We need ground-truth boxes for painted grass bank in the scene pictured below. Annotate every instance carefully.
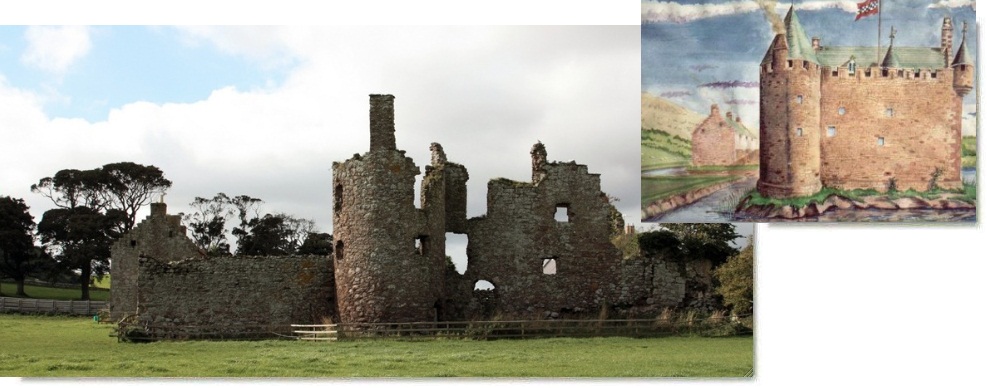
[0,315,753,377]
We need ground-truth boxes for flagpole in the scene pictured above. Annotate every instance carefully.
[877,0,882,65]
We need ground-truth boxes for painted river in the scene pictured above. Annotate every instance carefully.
[642,167,977,223]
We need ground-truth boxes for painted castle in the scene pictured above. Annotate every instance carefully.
[757,8,973,198]
[691,104,758,167]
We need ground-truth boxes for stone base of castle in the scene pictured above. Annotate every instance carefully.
[756,179,822,198]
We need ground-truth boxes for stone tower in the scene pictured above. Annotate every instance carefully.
[757,7,822,198]
[952,22,974,97]
[941,18,954,67]
[332,94,467,324]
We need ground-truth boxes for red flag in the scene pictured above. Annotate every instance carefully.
[856,0,879,21]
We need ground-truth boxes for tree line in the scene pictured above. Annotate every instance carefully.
[0,162,330,300]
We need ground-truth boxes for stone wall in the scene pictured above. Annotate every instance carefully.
[463,143,624,318]
[110,203,199,321]
[134,254,335,338]
[818,69,962,191]
[691,105,738,167]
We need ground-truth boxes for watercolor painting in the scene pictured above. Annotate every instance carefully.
[641,0,977,222]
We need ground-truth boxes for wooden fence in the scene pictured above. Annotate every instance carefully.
[0,296,106,316]
[290,318,750,341]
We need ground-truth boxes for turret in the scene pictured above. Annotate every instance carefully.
[756,7,822,198]
[881,27,900,69]
[952,22,974,97]
[942,18,954,67]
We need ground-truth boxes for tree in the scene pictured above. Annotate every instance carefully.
[102,162,172,232]
[235,213,319,256]
[714,238,754,315]
[37,207,125,300]
[637,229,682,260]
[298,232,333,256]
[30,163,172,298]
[662,223,740,266]
[183,193,234,256]
[0,196,52,297]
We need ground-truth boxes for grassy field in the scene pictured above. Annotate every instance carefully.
[962,136,976,168]
[0,315,753,377]
[642,129,692,170]
[642,175,740,205]
[0,283,109,301]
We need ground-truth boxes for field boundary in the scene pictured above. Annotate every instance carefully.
[0,296,107,316]
[119,316,752,342]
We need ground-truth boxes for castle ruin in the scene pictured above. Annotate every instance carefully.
[111,95,719,338]
[757,8,973,198]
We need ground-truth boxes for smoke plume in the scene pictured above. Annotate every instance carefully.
[756,0,786,35]
[660,91,693,98]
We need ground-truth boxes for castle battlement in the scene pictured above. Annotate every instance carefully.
[756,7,971,198]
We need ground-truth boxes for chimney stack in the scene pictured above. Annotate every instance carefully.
[812,37,820,50]
[369,94,396,151]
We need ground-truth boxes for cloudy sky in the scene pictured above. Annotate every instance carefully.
[642,0,978,135]
[0,25,648,268]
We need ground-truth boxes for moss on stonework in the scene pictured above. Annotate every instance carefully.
[738,183,976,209]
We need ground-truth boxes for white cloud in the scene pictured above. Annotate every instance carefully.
[642,0,861,23]
[20,26,92,75]
[0,26,641,240]
[928,0,976,10]
[642,1,762,23]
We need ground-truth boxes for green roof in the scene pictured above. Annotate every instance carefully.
[725,117,756,139]
[881,40,901,68]
[816,46,944,69]
[783,7,819,64]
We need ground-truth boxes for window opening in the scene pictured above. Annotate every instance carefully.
[838,107,846,116]
[415,235,429,256]
[130,240,137,248]
[885,108,894,117]
[474,280,495,291]
[334,184,343,213]
[335,241,344,261]
[554,204,570,222]
[827,126,836,137]
[446,232,468,274]
[878,137,885,146]
[796,95,803,104]
[542,258,558,275]
[796,128,803,137]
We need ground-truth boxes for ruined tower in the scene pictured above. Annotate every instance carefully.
[109,202,199,321]
[757,7,822,198]
[332,94,467,324]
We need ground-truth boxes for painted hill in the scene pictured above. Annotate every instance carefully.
[641,92,706,139]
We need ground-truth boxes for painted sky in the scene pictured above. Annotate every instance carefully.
[0,26,652,271]
[642,0,978,135]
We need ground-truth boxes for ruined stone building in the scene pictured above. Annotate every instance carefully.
[110,94,718,337]
[691,104,758,167]
[757,8,973,198]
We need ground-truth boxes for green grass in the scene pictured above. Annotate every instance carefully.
[962,136,976,168]
[0,283,109,301]
[742,183,977,208]
[0,315,753,377]
[686,165,759,173]
[92,274,111,289]
[642,129,691,170]
[642,175,740,205]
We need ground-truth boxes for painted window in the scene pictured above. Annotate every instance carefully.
[885,108,894,117]
[827,126,836,137]
[838,107,846,116]
[796,95,803,104]
[878,137,885,146]
[796,128,803,137]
